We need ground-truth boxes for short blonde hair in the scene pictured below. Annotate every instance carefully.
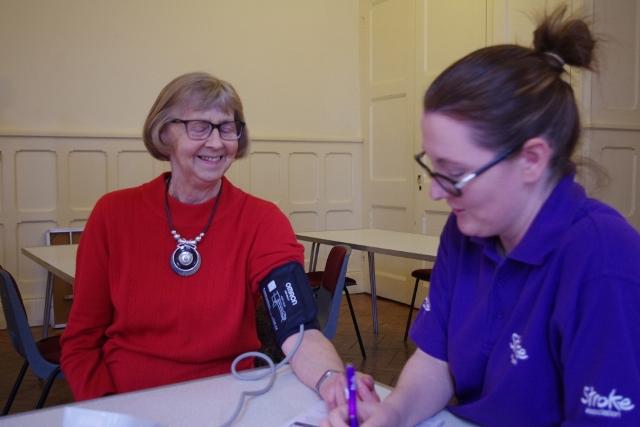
[143,72,249,160]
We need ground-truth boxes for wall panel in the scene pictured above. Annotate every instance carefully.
[117,151,156,190]
[69,150,107,210]
[585,128,639,227]
[371,0,411,84]
[289,153,319,204]
[371,205,407,232]
[15,150,57,213]
[590,0,640,128]
[289,211,320,234]
[370,96,410,181]
[601,147,636,216]
[325,153,353,203]
[326,210,357,230]
[250,152,283,205]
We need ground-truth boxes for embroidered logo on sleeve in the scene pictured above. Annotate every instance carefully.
[581,386,635,418]
[421,297,431,312]
[509,333,528,365]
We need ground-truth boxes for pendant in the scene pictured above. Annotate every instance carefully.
[170,243,201,276]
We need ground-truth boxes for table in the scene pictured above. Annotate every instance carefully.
[296,229,439,335]
[22,245,78,337]
[0,366,392,426]
[22,245,77,285]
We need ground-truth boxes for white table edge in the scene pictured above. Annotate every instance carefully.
[21,245,76,285]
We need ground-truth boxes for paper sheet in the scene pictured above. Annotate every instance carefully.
[62,407,165,427]
[280,400,327,427]
[280,403,479,427]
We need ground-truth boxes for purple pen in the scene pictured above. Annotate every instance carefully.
[346,363,359,427]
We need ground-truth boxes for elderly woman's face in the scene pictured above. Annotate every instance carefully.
[163,107,238,192]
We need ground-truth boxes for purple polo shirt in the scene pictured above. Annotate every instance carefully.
[411,174,640,426]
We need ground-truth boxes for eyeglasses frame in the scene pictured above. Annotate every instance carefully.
[170,119,245,141]
[414,145,521,197]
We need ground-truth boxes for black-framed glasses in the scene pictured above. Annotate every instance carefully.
[170,119,245,141]
[414,145,520,197]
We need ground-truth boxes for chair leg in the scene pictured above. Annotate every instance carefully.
[35,367,61,409]
[404,277,421,342]
[343,288,366,359]
[43,272,54,338]
[2,360,28,416]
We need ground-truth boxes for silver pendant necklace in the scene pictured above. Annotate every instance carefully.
[163,176,222,277]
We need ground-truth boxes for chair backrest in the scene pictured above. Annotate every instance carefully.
[0,266,58,376]
[0,266,39,360]
[316,245,351,339]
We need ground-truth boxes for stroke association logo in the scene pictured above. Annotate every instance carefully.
[421,297,431,312]
[581,386,635,418]
[509,333,528,365]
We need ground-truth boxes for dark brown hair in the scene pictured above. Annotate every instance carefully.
[143,72,249,161]
[424,6,595,181]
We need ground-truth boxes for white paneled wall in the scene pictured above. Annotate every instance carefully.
[0,135,362,327]
[0,136,167,326]
[229,139,365,288]
[580,0,640,228]
[588,0,640,128]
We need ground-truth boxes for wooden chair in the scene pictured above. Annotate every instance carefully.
[0,266,63,415]
[42,227,82,338]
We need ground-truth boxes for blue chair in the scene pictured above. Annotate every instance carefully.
[0,266,64,415]
[311,245,366,359]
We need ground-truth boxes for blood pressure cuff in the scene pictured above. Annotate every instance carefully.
[259,261,320,346]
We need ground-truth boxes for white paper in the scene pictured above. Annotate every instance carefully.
[281,400,327,427]
[62,407,165,427]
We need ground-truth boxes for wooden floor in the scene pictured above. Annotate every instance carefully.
[0,294,417,416]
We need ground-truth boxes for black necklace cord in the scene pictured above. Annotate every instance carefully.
[163,175,223,241]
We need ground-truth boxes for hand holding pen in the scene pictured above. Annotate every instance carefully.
[316,367,379,411]
[346,364,359,427]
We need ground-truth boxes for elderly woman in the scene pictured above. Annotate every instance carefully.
[324,7,640,427]
[60,72,377,409]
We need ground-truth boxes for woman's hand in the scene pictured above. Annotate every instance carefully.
[318,370,381,410]
[321,401,401,427]
[322,349,454,427]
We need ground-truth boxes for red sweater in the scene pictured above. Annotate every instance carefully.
[60,173,303,400]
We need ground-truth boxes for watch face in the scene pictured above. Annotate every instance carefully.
[171,244,201,276]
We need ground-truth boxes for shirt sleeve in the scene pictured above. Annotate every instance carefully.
[409,215,456,362]
[246,201,305,292]
[60,195,117,400]
[560,272,640,425]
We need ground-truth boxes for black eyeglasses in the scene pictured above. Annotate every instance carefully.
[170,119,245,141]
[414,145,520,197]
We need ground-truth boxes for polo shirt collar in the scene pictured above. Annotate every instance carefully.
[471,174,586,265]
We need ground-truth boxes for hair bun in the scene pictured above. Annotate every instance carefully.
[533,5,596,70]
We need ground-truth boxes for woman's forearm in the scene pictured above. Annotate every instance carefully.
[383,349,454,427]
[282,328,344,392]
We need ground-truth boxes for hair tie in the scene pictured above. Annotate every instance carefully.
[543,51,566,70]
